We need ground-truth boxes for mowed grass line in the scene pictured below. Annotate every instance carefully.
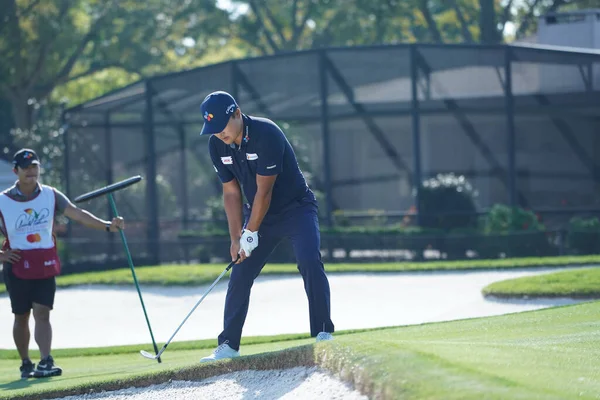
[483,266,600,298]
[0,254,598,295]
[2,301,600,400]
[327,301,600,399]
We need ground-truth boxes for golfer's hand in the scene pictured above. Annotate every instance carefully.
[231,240,242,263]
[239,229,258,261]
[0,249,20,263]
[109,217,125,232]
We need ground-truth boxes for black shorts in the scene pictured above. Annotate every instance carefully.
[3,264,56,315]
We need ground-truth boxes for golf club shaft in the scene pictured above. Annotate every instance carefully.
[108,193,161,363]
[155,258,238,356]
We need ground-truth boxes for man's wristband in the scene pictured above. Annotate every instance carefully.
[105,223,111,232]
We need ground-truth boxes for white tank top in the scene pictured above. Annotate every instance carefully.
[0,185,56,250]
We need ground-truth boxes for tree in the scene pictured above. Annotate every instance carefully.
[231,0,424,53]
[479,0,500,43]
[0,0,230,133]
[230,0,593,53]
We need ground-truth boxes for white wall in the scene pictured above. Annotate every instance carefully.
[537,9,600,90]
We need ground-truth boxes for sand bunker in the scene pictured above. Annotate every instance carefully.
[0,268,583,349]
[55,366,368,400]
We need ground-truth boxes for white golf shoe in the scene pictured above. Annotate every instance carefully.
[316,332,334,342]
[200,341,240,363]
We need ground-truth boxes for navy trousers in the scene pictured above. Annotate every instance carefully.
[217,200,335,351]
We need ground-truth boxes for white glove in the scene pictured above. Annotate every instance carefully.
[239,229,259,257]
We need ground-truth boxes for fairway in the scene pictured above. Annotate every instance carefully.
[1,300,599,399]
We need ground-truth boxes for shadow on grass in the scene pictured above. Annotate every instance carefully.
[0,375,62,392]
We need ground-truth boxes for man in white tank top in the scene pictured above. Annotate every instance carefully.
[0,149,125,379]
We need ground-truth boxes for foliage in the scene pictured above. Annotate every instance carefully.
[229,0,587,54]
[567,216,600,255]
[8,99,66,189]
[0,0,230,132]
[478,204,551,258]
[480,204,544,233]
[417,173,478,232]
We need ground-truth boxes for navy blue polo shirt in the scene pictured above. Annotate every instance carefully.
[208,114,314,216]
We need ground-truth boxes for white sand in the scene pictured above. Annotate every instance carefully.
[0,268,585,349]
[54,367,368,400]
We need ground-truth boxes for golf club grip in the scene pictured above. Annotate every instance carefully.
[227,255,241,271]
[73,175,143,203]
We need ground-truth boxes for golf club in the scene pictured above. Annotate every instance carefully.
[140,256,240,360]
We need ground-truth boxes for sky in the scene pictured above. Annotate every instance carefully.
[217,0,248,18]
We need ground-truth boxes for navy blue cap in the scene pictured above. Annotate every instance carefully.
[13,148,40,169]
[200,91,239,135]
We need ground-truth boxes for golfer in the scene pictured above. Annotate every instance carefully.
[199,91,335,362]
[1,148,125,378]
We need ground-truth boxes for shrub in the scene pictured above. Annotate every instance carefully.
[567,217,600,255]
[478,204,552,258]
[480,204,544,233]
[417,173,478,232]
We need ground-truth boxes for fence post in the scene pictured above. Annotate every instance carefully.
[505,46,517,208]
[61,108,71,267]
[410,45,423,228]
[144,80,160,265]
[319,50,334,261]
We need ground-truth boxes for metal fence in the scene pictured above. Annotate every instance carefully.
[62,43,600,266]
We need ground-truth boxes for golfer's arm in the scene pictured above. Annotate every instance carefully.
[246,175,276,232]
[64,204,110,230]
[223,180,244,241]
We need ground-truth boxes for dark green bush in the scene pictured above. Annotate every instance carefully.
[178,203,565,261]
[478,204,552,258]
[418,173,478,232]
[567,217,600,255]
[480,204,544,233]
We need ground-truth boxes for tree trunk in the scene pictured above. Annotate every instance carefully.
[7,90,33,132]
[479,0,499,43]
[419,0,443,43]
[449,0,474,42]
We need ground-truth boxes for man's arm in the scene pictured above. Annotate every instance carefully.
[247,121,286,232]
[245,174,277,232]
[223,179,244,241]
[63,203,122,232]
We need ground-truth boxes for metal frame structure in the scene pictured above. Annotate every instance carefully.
[63,42,600,265]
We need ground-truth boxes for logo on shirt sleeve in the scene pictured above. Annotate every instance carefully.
[246,153,258,160]
[221,156,233,165]
[266,164,277,169]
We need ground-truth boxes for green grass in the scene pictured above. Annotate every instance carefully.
[1,254,598,295]
[1,301,600,399]
[483,266,600,298]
